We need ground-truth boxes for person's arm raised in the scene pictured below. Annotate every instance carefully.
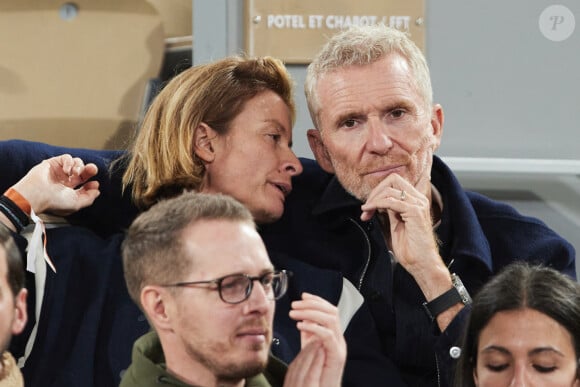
[0,154,100,232]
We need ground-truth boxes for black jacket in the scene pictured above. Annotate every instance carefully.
[1,140,396,387]
[260,157,577,386]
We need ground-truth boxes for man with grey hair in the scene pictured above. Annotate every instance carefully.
[261,24,576,385]
[121,191,346,387]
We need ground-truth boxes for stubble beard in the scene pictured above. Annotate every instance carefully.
[331,155,410,202]
[331,137,434,203]
[336,169,372,202]
[185,338,269,383]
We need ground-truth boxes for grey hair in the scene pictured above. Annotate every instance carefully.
[305,24,432,129]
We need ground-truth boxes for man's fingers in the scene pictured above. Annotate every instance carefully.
[289,293,341,328]
[284,342,324,387]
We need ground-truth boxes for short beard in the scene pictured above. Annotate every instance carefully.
[215,362,267,384]
[185,342,269,383]
[331,163,375,202]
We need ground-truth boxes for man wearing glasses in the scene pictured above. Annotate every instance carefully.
[120,192,346,387]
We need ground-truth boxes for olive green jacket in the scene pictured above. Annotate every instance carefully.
[120,331,287,387]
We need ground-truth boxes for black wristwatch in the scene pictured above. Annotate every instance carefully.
[422,273,471,321]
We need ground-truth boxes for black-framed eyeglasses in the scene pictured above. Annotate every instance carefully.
[161,270,291,304]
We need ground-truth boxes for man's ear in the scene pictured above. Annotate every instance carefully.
[430,104,444,151]
[193,122,218,163]
[307,129,335,173]
[141,286,172,332]
[12,288,27,335]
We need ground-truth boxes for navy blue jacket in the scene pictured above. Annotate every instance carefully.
[260,157,577,386]
[1,140,401,387]
[0,140,137,236]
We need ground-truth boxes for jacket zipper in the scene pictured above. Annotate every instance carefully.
[348,217,372,291]
[435,353,441,387]
[349,219,443,386]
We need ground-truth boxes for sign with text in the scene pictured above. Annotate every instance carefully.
[245,0,425,64]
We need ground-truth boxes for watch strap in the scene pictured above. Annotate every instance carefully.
[422,286,462,321]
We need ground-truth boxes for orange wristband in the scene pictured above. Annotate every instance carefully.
[4,188,32,216]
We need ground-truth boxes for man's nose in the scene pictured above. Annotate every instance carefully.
[243,280,271,314]
[365,119,393,154]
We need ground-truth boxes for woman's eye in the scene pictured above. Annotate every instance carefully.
[533,365,557,373]
[267,134,281,142]
[486,363,509,372]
